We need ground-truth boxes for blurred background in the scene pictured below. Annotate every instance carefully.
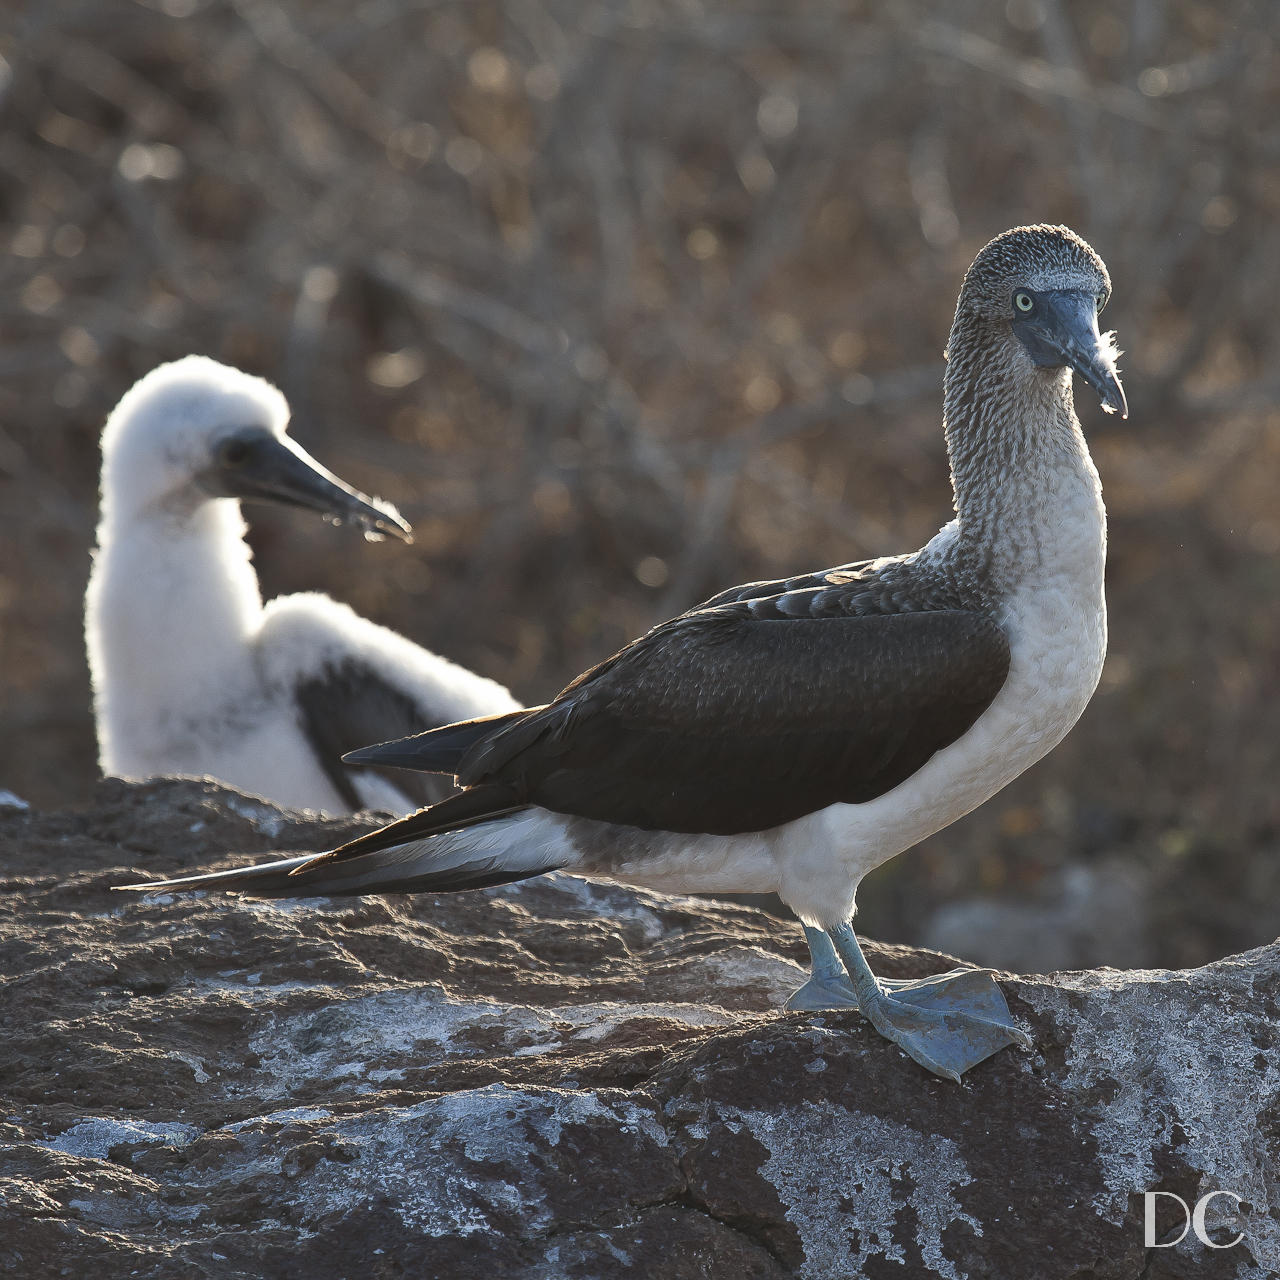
[1,0,1278,971]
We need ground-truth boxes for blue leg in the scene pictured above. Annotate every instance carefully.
[785,925,859,1009]
[787,921,1031,1081]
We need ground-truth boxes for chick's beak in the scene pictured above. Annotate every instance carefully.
[201,432,413,542]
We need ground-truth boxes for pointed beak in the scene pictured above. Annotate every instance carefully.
[1014,290,1128,420]
[200,432,413,542]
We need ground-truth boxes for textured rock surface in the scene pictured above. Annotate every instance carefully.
[1,778,1274,1279]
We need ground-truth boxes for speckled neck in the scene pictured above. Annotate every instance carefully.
[939,312,1104,595]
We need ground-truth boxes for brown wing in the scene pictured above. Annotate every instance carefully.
[691,557,889,612]
[451,607,1009,834]
[295,660,463,809]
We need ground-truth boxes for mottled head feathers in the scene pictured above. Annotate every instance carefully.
[956,224,1111,320]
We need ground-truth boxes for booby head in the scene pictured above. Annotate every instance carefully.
[952,224,1127,419]
[98,355,412,539]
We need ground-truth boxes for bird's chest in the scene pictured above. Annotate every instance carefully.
[994,483,1108,739]
[807,502,1107,876]
[996,572,1107,753]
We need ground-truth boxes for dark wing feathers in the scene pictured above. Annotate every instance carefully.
[337,604,1010,855]
[690,554,963,623]
[295,660,468,809]
[123,555,1011,898]
[692,557,886,611]
[342,707,532,776]
[498,609,1008,833]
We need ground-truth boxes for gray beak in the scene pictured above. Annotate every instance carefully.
[198,430,413,542]
[1013,290,1128,419]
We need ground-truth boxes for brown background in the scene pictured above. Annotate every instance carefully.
[1,0,1277,968]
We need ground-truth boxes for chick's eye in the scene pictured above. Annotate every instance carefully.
[1014,291,1034,313]
[218,438,252,467]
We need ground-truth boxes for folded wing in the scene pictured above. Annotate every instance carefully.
[123,602,1009,895]
[334,604,1011,858]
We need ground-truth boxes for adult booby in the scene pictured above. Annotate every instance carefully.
[87,356,518,814]
[125,227,1126,1080]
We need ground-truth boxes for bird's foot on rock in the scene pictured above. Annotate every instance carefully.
[789,925,1029,1079]
[861,967,1031,1082]
[785,972,860,1010]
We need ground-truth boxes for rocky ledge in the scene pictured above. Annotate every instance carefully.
[0,778,1275,1279]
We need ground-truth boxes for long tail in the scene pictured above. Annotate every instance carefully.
[115,807,566,899]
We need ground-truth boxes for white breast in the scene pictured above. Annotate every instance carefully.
[774,470,1108,924]
[586,459,1109,927]
[557,579,1108,927]
[813,577,1105,869]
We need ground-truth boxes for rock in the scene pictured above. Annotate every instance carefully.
[0,778,1273,1279]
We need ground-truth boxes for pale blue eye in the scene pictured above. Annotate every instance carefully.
[1014,291,1034,313]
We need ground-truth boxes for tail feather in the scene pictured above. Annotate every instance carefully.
[304,783,525,868]
[341,707,536,775]
[116,853,320,896]
[115,811,566,899]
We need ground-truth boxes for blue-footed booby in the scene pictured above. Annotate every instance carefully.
[87,356,517,814]
[123,227,1126,1080]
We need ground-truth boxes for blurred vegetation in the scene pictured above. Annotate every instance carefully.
[1,0,1278,966]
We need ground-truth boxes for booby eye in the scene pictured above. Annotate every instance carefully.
[217,437,253,468]
[1014,291,1034,313]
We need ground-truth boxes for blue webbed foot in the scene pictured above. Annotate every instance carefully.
[784,971,858,1010]
[788,924,1031,1081]
[860,967,1031,1081]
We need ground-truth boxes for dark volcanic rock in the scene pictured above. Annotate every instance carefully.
[0,779,1274,1278]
